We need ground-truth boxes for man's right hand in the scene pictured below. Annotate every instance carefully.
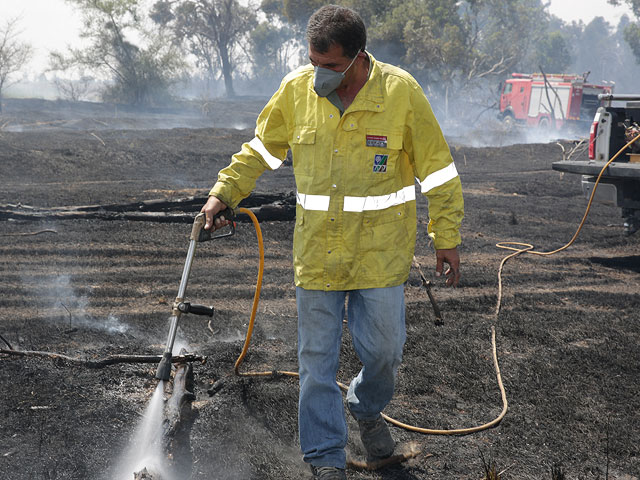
[201,196,230,230]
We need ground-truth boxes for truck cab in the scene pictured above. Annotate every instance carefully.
[499,76,532,125]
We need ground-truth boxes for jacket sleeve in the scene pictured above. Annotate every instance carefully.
[404,83,464,250]
[209,82,291,208]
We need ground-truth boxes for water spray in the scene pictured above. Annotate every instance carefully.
[155,209,235,381]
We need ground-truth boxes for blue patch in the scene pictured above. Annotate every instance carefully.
[373,154,388,173]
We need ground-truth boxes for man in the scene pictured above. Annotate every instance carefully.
[202,5,463,479]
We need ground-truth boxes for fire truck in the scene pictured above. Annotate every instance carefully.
[498,73,613,130]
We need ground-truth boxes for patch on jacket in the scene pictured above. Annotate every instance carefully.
[373,154,388,173]
[366,135,387,148]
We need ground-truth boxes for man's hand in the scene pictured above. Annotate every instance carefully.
[201,196,230,230]
[435,247,461,287]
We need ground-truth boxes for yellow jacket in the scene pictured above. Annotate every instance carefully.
[210,54,463,290]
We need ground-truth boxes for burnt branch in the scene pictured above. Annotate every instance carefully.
[0,348,206,368]
[0,192,296,223]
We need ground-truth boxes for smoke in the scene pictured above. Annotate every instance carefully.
[170,326,189,356]
[26,273,133,335]
[442,117,583,148]
[211,329,246,343]
[229,122,253,130]
[104,313,130,335]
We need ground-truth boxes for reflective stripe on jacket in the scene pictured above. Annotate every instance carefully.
[210,54,464,290]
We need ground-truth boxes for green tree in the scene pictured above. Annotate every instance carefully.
[573,17,613,81]
[259,0,331,69]
[397,0,549,114]
[531,31,572,73]
[609,0,640,16]
[609,0,640,62]
[249,22,296,87]
[50,0,184,106]
[622,21,640,62]
[279,0,330,28]
[0,17,32,113]
[609,15,640,90]
[151,0,258,97]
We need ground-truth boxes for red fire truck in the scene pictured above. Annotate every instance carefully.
[498,73,613,130]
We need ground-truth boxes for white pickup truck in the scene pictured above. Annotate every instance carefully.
[552,94,640,234]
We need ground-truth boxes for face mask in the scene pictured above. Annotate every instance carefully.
[313,53,359,97]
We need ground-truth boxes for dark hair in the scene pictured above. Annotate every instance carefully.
[306,5,366,59]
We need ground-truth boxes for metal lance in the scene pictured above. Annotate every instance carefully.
[155,209,234,380]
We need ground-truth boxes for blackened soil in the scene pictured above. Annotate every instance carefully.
[0,98,638,480]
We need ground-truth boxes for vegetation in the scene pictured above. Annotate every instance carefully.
[0,17,32,113]
[609,0,640,62]
[31,0,640,109]
[50,0,186,106]
[150,0,258,98]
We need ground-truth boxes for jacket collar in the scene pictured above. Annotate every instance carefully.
[347,52,385,113]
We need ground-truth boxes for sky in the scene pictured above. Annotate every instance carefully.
[1,0,637,76]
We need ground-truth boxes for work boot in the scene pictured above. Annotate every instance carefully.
[310,465,347,479]
[354,414,395,460]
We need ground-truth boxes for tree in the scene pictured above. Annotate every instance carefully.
[51,0,185,106]
[151,0,258,97]
[402,0,470,92]
[609,0,640,63]
[531,31,572,73]
[622,20,640,62]
[0,17,32,113]
[249,21,296,89]
[609,0,640,16]
[277,0,330,29]
[53,74,94,102]
[609,15,640,91]
[571,17,614,81]
[391,0,549,116]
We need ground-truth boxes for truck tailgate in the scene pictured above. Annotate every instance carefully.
[552,160,640,179]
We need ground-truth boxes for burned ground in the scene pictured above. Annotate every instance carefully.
[0,98,638,480]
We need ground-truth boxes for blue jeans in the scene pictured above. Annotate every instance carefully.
[296,285,406,468]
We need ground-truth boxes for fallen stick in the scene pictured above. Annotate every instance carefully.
[0,349,206,368]
[90,132,106,146]
[0,229,58,237]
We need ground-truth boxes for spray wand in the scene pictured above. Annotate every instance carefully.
[155,209,235,381]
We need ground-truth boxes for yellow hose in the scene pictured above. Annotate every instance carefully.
[494,133,640,317]
[232,207,298,378]
[497,132,640,257]
[231,208,508,435]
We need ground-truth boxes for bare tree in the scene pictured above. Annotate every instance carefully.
[0,17,32,113]
[53,75,94,102]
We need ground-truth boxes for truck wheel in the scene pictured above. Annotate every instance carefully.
[623,208,640,235]
[538,117,550,130]
[501,113,515,130]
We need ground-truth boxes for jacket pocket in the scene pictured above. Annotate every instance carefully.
[292,125,317,178]
[363,129,402,178]
[360,204,411,253]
